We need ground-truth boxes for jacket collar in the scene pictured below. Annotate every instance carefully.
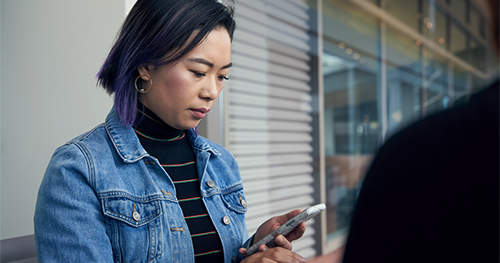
[105,108,220,163]
[187,128,221,156]
[105,108,148,163]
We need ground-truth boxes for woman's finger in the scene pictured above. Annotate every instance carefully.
[285,221,306,242]
[274,235,292,250]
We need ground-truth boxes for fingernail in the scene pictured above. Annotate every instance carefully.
[277,235,284,243]
[259,244,269,252]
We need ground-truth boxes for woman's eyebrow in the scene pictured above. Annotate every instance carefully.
[189,58,213,67]
[188,58,232,69]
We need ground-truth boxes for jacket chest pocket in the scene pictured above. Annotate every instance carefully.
[221,188,248,214]
[220,187,248,237]
[102,196,163,263]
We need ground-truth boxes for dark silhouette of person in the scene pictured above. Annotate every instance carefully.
[342,1,499,262]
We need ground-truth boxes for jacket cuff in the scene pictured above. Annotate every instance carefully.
[242,234,255,249]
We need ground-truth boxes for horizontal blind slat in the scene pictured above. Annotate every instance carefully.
[230,131,313,143]
[229,105,313,121]
[233,30,266,48]
[229,80,312,102]
[231,54,310,81]
[266,30,310,51]
[244,185,314,205]
[232,43,311,72]
[237,153,313,169]
[243,174,313,193]
[232,41,268,61]
[230,143,313,155]
[266,4,309,30]
[245,196,314,227]
[230,70,311,92]
[236,16,269,37]
[268,40,310,61]
[230,119,312,132]
[264,0,309,19]
[267,16,310,40]
[236,1,267,21]
[229,93,313,112]
[268,52,311,70]
[239,164,314,180]
[268,74,311,91]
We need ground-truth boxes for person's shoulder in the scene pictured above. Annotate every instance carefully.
[380,80,499,158]
[381,109,460,152]
[65,123,107,145]
[44,123,108,179]
[53,123,108,155]
[468,79,500,110]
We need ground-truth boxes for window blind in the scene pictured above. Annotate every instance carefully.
[225,0,317,258]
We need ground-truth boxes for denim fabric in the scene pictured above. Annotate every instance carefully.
[34,108,249,263]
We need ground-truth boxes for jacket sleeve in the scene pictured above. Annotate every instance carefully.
[34,142,114,262]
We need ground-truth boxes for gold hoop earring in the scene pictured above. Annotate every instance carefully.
[135,75,153,93]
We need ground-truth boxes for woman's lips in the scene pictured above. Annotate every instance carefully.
[190,108,210,119]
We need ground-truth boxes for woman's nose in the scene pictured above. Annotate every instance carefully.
[200,78,220,101]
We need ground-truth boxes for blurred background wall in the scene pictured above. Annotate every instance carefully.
[0,0,125,261]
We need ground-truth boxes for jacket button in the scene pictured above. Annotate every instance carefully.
[133,211,141,221]
[206,180,216,188]
[240,199,247,208]
[222,215,230,225]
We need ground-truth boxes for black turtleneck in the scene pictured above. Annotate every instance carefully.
[133,103,224,263]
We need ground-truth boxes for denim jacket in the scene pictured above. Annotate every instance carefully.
[34,108,249,263]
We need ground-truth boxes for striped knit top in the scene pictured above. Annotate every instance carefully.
[133,104,224,263]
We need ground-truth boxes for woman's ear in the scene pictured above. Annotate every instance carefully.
[137,64,153,79]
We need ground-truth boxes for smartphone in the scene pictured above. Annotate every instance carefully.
[245,203,326,256]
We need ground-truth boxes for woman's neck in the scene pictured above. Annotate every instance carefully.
[133,101,183,140]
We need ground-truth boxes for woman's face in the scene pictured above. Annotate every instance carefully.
[138,28,232,130]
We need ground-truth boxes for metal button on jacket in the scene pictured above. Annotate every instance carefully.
[133,211,141,221]
[223,215,230,225]
[240,199,247,208]
[206,180,216,188]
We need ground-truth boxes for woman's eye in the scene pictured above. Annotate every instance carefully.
[218,75,230,81]
[192,71,206,78]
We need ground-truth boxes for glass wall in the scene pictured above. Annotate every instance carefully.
[318,0,497,250]
[386,23,422,130]
[322,0,380,243]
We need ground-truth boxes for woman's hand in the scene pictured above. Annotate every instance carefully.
[254,210,307,248]
[239,234,295,257]
[239,209,307,260]
[239,246,306,263]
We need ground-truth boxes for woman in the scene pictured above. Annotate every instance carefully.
[34,1,306,262]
